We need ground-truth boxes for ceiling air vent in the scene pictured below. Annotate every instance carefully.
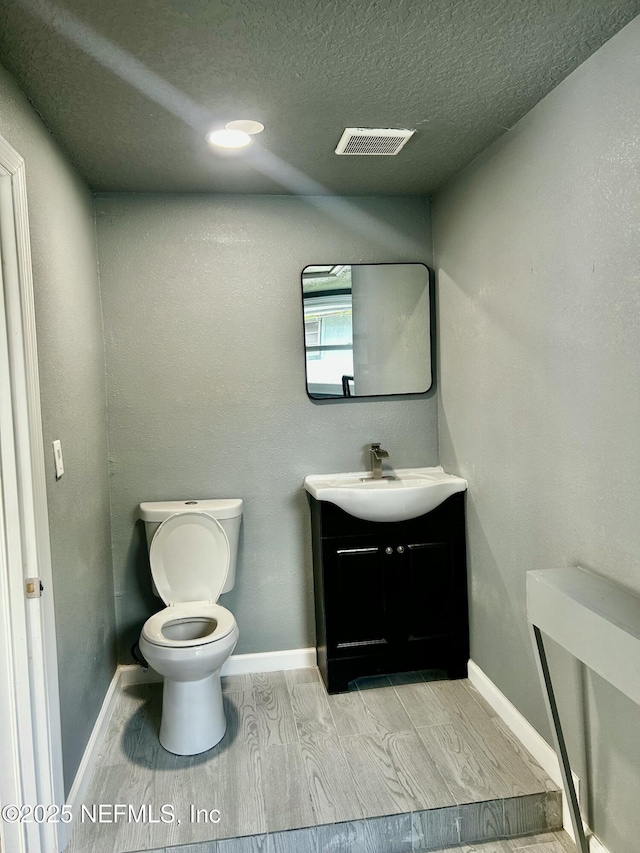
[335,127,415,156]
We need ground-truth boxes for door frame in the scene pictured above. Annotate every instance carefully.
[0,133,65,852]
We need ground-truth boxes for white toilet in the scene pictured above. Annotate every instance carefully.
[138,498,243,755]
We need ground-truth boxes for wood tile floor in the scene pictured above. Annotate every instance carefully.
[439,834,575,852]
[66,669,573,853]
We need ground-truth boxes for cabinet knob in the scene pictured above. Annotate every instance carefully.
[397,545,405,554]
[385,546,393,555]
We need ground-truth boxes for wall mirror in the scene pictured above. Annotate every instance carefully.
[301,263,432,399]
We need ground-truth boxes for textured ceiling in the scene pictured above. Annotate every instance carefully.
[0,0,638,194]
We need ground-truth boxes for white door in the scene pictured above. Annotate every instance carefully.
[0,138,65,852]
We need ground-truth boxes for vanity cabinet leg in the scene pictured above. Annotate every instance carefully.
[446,659,468,679]
[326,672,351,694]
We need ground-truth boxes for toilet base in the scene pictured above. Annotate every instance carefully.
[159,670,226,755]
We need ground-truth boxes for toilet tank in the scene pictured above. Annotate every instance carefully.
[139,499,243,595]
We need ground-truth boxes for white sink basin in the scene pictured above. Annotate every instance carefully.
[303,466,467,523]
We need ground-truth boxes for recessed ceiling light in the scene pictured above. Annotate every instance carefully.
[206,128,253,148]
[225,119,264,135]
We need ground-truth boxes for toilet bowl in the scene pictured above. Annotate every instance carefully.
[138,499,243,755]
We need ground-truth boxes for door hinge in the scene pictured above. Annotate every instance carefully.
[25,577,43,598]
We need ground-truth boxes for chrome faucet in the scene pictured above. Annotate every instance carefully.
[369,443,389,479]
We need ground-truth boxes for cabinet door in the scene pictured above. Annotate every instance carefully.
[323,538,392,654]
[404,541,455,642]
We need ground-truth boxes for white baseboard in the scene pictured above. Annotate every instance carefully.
[467,660,570,790]
[222,646,317,676]
[118,662,162,686]
[119,646,318,687]
[60,666,122,848]
[468,659,610,853]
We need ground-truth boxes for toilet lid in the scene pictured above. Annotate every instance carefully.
[149,511,230,605]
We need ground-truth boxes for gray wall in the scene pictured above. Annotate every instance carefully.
[0,65,116,792]
[94,194,437,659]
[433,17,640,853]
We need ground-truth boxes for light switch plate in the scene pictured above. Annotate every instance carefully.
[52,439,64,479]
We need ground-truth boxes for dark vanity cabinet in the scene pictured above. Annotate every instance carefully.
[309,493,469,693]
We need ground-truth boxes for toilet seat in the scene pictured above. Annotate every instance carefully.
[149,511,230,605]
[142,602,236,648]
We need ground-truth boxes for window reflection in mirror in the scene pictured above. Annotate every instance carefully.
[301,263,432,399]
[303,265,354,396]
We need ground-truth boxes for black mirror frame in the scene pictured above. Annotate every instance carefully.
[300,262,435,402]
